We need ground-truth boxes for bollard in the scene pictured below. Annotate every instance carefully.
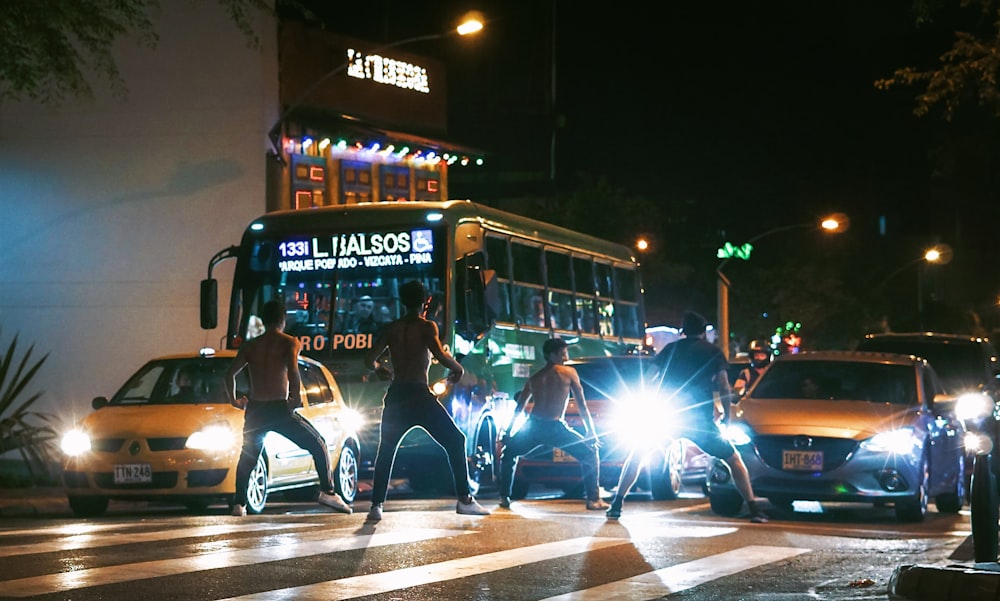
[970,453,999,563]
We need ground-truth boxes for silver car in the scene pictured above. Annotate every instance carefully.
[705,350,966,522]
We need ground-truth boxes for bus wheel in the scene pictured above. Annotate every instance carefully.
[470,420,498,493]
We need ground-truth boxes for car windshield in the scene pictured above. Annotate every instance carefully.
[857,340,988,392]
[110,359,249,406]
[751,360,917,405]
[573,359,657,401]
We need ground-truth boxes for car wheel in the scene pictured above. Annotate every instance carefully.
[469,419,498,493]
[68,495,109,517]
[895,458,929,522]
[708,490,743,517]
[935,451,965,514]
[649,441,684,501]
[511,478,530,500]
[334,443,359,504]
[970,453,1000,562]
[245,452,268,514]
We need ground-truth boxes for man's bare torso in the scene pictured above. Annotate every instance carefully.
[525,364,576,420]
[241,330,297,400]
[382,317,434,384]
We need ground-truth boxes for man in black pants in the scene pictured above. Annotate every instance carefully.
[363,280,490,521]
[225,300,352,516]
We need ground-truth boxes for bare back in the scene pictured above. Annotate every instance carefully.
[367,314,462,385]
[228,329,301,401]
[523,364,580,421]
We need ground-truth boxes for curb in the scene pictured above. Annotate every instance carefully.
[889,563,1000,601]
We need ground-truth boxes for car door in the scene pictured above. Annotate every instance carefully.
[921,364,963,492]
[264,361,335,485]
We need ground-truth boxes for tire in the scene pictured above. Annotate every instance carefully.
[649,442,684,501]
[469,420,498,494]
[708,490,743,517]
[334,443,359,504]
[245,452,269,514]
[895,458,929,522]
[68,495,109,517]
[511,478,530,500]
[971,453,1000,562]
[935,451,965,514]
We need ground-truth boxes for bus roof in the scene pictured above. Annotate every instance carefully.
[246,200,638,264]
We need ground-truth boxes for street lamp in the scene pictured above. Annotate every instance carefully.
[267,12,486,162]
[716,213,848,359]
[877,244,952,331]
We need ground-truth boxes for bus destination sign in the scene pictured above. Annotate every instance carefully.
[277,229,435,272]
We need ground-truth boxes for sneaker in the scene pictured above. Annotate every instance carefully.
[605,505,622,520]
[366,503,383,522]
[498,496,511,509]
[457,497,491,516]
[318,490,352,514]
[231,504,247,517]
[586,499,610,511]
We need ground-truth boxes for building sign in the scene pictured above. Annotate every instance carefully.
[347,49,430,93]
[277,228,436,273]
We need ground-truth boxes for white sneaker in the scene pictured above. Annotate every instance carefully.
[366,503,383,521]
[231,504,247,517]
[457,498,491,516]
[318,490,352,514]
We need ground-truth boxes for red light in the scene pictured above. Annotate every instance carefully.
[308,166,325,182]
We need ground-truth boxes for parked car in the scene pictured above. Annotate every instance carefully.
[706,350,966,522]
[500,355,686,500]
[60,349,363,517]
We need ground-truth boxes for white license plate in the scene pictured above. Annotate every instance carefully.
[114,463,152,484]
[553,448,577,463]
[782,450,823,471]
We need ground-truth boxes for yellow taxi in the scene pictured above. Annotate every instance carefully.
[60,349,362,516]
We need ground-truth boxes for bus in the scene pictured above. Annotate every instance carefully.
[201,200,647,492]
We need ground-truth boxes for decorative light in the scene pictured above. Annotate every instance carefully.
[318,138,331,150]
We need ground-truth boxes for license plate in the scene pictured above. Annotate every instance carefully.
[114,463,152,484]
[782,450,823,471]
[553,448,577,463]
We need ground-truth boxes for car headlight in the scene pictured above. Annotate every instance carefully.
[607,390,676,450]
[860,428,918,454]
[185,423,236,451]
[956,392,993,422]
[965,431,994,455]
[61,429,92,456]
[721,423,752,446]
[338,408,364,434]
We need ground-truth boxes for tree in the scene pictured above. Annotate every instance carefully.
[0,0,276,105]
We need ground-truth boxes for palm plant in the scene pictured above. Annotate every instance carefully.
[0,327,60,485]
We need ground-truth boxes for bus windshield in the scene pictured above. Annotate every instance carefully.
[232,224,447,364]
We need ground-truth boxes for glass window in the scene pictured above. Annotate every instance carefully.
[595,262,613,298]
[546,250,572,291]
[615,266,639,303]
[510,242,543,285]
[485,235,513,322]
[573,257,595,295]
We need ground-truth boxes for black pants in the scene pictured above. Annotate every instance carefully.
[370,382,470,505]
[498,417,601,501]
[234,400,333,505]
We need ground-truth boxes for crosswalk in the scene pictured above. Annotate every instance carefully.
[0,515,808,600]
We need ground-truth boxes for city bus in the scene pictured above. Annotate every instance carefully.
[201,200,647,492]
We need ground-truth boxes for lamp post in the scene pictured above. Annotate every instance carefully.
[880,245,950,331]
[267,13,485,162]
[716,214,848,359]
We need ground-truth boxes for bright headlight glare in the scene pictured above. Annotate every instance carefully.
[861,428,917,454]
[185,423,236,451]
[721,423,752,446]
[607,390,674,449]
[956,393,993,422]
[431,379,449,396]
[61,429,92,456]
[965,432,994,455]
[339,408,364,434]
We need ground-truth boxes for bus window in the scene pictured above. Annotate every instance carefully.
[573,256,598,334]
[615,265,642,338]
[545,250,574,330]
[485,235,513,323]
[511,242,545,327]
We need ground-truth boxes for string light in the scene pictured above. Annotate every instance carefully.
[284,136,483,166]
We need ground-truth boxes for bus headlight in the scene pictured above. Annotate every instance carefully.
[61,429,92,456]
[186,423,236,451]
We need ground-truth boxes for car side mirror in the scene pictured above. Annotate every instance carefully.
[92,396,109,410]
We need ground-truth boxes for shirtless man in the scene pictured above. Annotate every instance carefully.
[225,299,352,516]
[363,280,490,521]
[497,338,609,511]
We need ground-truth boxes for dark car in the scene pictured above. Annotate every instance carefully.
[706,350,966,522]
[500,355,686,500]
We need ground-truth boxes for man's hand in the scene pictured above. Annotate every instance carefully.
[446,368,463,384]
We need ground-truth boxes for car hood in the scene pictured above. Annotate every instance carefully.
[735,397,918,440]
[81,404,241,436]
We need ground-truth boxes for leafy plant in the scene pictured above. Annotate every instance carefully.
[0,327,60,485]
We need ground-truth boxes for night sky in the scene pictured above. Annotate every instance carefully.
[303,1,1000,337]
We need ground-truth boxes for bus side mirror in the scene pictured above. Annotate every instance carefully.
[200,279,218,329]
[455,256,496,341]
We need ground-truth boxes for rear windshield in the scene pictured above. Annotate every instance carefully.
[857,339,988,392]
[752,360,917,405]
[111,359,249,406]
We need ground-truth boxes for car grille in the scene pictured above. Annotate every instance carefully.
[187,469,228,487]
[94,472,179,489]
[753,435,857,471]
[92,438,125,452]
[147,437,188,451]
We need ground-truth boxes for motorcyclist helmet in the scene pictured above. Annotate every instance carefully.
[747,339,773,368]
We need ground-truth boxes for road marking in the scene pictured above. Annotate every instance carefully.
[537,545,810,600]
[0,523,317,557]
[0,528,470,597]
[219,537,633,600]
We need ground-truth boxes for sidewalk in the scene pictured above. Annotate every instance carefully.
[0,487,998,599]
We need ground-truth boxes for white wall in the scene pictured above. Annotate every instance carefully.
[0,3,278,424]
